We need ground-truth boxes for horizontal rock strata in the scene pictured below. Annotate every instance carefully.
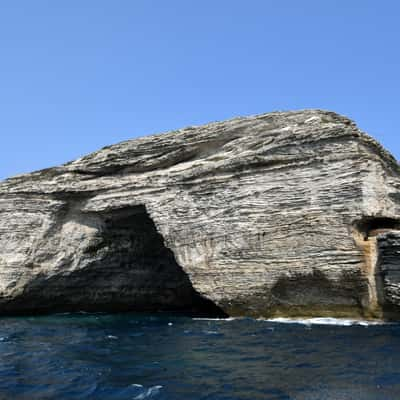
[0,109,399,318]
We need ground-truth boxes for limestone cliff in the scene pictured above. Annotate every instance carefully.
[1,110,400,319]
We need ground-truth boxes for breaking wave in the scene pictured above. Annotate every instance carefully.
[265,317,387,326]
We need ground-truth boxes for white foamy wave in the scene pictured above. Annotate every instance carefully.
[265,317,387,326]
[132,385,163,399]
[106,335,118,340]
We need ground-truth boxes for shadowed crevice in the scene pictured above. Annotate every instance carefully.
[353,217,400,241]
[376,232,400,320]
[353,216,400,319]
[0,205,227,317]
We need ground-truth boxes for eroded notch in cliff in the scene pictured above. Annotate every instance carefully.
[354,217,400,241]
[89,204,226,316]
[4,204,226,317]
[352,216,400,318]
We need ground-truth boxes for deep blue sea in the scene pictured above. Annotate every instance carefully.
[0,314,399,400]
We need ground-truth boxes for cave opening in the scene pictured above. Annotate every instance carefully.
[352,216,400,318]
[4,205,226,317]
[76,205,226,317]
[353,217,400,241]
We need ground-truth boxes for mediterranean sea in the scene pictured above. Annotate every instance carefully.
[0,313,399,399]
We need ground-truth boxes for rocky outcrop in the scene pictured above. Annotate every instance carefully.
[377,232,400,312]
[1,110,400,318]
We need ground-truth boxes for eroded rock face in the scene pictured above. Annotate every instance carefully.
[1,110,400,318]
[377,231,400,317]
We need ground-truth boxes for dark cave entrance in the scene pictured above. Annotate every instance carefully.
[353,216,400,318]
[5,205,226,317]
[75,205,226,317]
[354,217,400,241]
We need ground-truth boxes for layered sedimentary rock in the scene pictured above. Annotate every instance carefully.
[1,110,400,318]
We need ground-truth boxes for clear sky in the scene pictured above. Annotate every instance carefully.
[1,1,399,180]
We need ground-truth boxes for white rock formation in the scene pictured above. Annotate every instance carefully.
[0,110,399,318]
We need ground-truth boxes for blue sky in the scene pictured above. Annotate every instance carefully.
[0,1,399,180]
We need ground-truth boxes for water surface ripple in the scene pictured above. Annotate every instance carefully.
[0,314,399,399]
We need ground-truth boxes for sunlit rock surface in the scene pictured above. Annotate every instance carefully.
[1,110,399,318]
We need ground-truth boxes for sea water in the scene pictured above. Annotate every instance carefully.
[0,313,399,399]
